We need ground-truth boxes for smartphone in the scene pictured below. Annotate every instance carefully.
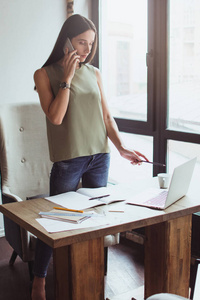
[63,38,74,54]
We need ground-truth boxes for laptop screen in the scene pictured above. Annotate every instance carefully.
[193,263,200,300]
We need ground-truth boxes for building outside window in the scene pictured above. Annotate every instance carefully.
[94,0,200,185]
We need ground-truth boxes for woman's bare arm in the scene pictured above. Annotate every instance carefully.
[34,49,80,125]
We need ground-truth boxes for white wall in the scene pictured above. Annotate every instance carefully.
[0,0,67,105]
[0,0,91,235]
[0,0,67,236]
[0,0,92,106]
[74,0,92,17]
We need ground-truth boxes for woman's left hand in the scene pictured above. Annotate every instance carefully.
[120,147,149,165]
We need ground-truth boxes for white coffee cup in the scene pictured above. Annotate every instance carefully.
[158,173,170,189]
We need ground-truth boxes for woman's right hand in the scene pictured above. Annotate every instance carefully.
[62,49,80,84]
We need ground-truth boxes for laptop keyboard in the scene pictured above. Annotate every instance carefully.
[144,190,168,207]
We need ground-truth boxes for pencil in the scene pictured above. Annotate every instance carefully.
[53,207,84,213]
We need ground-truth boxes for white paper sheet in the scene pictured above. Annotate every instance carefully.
[44,186,125,210]
[36,216,109,233]
[45,192,102,210]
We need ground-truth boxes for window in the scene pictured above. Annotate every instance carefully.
[167,140,200,198]
[109,132,153,184]
[168,0,200,134]
[100,0,148,122]
[116,41,130,96]
[92,0,200,179]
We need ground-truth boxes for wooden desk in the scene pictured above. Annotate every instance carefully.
[0,182,200,299]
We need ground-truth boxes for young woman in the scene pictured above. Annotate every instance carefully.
[33,14,148,300]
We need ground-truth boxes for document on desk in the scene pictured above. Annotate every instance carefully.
[44,186,125,210]
[36,214,109,233]
[39,209,93,223]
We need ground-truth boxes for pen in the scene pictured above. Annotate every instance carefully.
[141,161,166,167]
[89,194,110,200]
[53,207,84,213]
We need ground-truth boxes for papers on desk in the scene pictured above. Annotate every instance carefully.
[44,186,125,210]
[36,213,109,233]
[39,209,94,223]
[38,185,126,233]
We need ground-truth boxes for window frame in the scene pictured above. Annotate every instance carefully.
[92,0,200,176]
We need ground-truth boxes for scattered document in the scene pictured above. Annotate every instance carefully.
[36,214,109,233]
[45,186,125,210]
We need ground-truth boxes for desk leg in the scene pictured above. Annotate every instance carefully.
[53,237,104,300]
[144,215,191,299]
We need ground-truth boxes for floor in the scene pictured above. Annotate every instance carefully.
[0,236,145,300]
[105,238,144,300]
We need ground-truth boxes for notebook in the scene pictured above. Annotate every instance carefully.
[127,157,197,210]
[39,209,92,224]
[45,186,125,210]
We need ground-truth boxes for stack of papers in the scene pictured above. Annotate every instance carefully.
[39,209,93,224]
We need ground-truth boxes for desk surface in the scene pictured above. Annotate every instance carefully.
[1,179,200,248]
[1,178,199,299]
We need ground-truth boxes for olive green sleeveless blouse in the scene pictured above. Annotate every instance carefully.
[43,63,110,162]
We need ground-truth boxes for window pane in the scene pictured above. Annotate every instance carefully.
[100,0,148,121]
[168,0,200,134]
[109,132,153,184]
[167,140,200,198]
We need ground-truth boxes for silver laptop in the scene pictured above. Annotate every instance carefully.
[193,261,200,300]
[127,157,197,210]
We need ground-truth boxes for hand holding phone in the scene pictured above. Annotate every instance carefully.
[63,38,74,54]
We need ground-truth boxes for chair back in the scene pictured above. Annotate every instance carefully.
[0,102,52,201]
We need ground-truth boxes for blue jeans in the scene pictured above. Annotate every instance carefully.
[33,153,110,278]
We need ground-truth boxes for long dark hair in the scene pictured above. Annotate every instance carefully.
[42,14,97,68]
